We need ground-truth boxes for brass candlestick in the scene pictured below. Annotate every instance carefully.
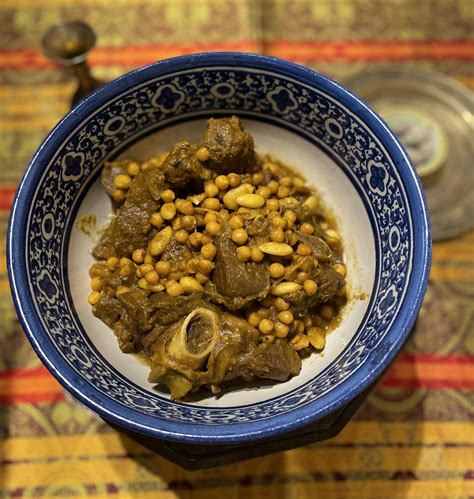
[42,21,104,108]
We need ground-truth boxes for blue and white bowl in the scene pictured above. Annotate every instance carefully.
[8,53,431,443]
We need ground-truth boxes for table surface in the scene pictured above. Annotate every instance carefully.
[1,1,473,498]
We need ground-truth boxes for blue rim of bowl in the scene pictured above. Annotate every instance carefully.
[7,52,432,443]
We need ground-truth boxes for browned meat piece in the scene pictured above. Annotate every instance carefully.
[246,340,302,381]
[92,294,138,353]
[141,324,168,351]
[92,224,115,260]
[314,266,344,302]
[149,292,211,326]
[203,117,258,174]
[209,314,301,384]
[161,238,194,266]
[145,168,169,201]
[286,265,344,311]
[111,202,157,256]
[117,289,155,333]
[113,312,141,353]
[161,141,204,188]
[92,294,123,329]
[96,168,168,257]
[92,271,150,352]
[204,284,260,311]
[296,232,333,261]
[211,228,270,309]
[148,310,301,399]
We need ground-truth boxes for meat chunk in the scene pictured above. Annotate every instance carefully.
[314,266,344,302]
[110,202,157,256]
[247,340,302,381]
[213,256,270,298]
[94,167,168,257]
[211,228,270,309]
[117,289,155,333]
[93,294,140,353]
[145,168,169,201]
[148,310,301,399]
[211,314,301,384]
[149,292,210,326]
[93,294,123,329]
[161,141,204,188]
[161,238,194,266]
[92,224,116,260]
[286,265,344,311]
[203,117,258,174]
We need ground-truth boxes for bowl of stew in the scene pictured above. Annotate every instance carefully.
[7,53,431,444]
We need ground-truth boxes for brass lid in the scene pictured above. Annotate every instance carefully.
[345,67,473,241]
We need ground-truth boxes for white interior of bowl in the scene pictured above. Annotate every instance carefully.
[68,119,374,407]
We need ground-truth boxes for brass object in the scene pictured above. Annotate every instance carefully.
[345,67,474,241]
[41,21,104,108]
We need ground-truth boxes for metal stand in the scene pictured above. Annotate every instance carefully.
[105,383,374,470]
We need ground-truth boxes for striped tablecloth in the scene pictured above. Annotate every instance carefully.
[1,1,473,497]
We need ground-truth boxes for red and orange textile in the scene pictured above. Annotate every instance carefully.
[1,1,473,497]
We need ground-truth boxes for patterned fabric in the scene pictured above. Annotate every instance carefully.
[1,0,473,497]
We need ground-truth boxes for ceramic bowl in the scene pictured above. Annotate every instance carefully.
[8,53,431,443]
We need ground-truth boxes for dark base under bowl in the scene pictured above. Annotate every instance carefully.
[99,323,419,469]
[104,383,374,470]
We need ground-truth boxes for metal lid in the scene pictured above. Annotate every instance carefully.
[345,67,474,241]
